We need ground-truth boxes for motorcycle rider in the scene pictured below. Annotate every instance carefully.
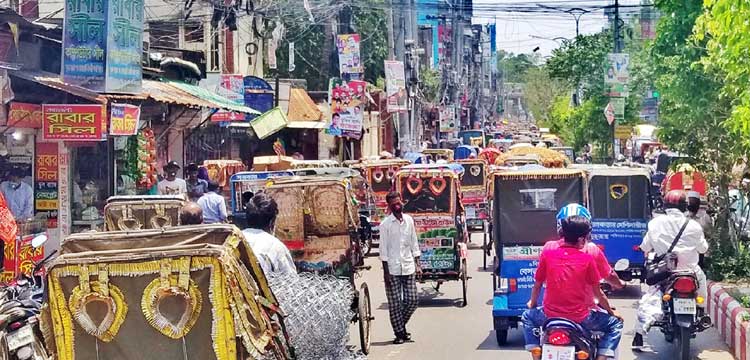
[632,189,708,348]
[523,215,623,360]
[545,204,626,291]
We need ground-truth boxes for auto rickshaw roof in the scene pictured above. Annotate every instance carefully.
[293,167,361,178]
[583,166,651,179]
[491,167,586,180]
[356,158,411,167]
[290,159,341,169]
[230,170,295,182]
[399,163,465,176]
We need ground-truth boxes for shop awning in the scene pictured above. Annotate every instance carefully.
[108,81,261,115]
[286,88,326,129]
[9,70,106,103]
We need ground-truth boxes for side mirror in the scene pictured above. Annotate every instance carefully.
[614,258,630,272]
[31,234,48,249]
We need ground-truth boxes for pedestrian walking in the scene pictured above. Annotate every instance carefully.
[197,181,228,224]
[379,191,421,344]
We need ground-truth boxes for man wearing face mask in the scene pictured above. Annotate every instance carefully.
[379,191,421,344]
[0,168,33,220]
[158,161,187,196]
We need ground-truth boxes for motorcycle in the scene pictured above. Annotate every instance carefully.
[653,271,712,360]
[536,260,629,360]
[0,234,55,360]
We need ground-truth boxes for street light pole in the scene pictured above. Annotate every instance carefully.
[536,4,591,37]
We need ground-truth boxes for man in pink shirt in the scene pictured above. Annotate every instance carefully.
[522,215,623,360]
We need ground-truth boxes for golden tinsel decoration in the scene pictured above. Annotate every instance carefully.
[495,147,570,168]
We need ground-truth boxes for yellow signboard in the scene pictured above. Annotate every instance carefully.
[614,125,633,140]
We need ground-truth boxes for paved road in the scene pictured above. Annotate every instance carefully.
[350,234,734,360]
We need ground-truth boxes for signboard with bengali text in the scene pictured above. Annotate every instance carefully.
[8,102,42,128]
[414,215,456,270]
[42,104,106,141]
[109,103,140,135]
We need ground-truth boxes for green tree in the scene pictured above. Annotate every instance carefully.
[497,51,538,83]
[647,0,741,254]
[522,67,569,128]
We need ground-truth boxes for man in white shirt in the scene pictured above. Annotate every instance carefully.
[633,189,708,348]
[379,191,421,344]
[0,168,33,220]
[241,192,296,275]
[197,181,227,224]
[158,161,187,196]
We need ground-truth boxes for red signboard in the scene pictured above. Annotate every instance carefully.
[8,102,42,129]
[42,104,107,141]
[109,103,141,136]
[35,142,59,212]
[1,234,44,283]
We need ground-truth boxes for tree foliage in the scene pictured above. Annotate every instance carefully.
[522,67,569,129]
[497,51,538,83]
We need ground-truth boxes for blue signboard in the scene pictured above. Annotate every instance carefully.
[500,258,543,310]
[243,76,274,121]
[62,0,107,91]
[105,0,143,93]
[591,219,647,265]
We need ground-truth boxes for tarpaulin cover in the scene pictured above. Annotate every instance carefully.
[493,170,584,246]
[588,173,650,219]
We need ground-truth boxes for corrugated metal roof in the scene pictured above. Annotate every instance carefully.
[169,81,260,114]
[108,80,260,114]
[287,88,323,122]
[9,70,106,102]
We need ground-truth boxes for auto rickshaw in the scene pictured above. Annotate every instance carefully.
[423,148,454,163]
[491,168,587,345]
[263,175,373,354]
[456,158,491,268]
[454,145,478,160]
[45,224,291,359]
[350,158,411,247]
[228,170,295,223]
[586,166,651,282]
[395,163,469,307]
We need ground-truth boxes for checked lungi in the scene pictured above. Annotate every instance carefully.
[385,274,418,336]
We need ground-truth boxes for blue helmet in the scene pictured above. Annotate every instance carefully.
[556,203,591,233]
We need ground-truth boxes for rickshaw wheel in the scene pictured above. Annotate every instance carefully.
[461,258,468,307]
[358,283,372,354]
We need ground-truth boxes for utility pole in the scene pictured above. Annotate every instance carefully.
[611,0,621,163]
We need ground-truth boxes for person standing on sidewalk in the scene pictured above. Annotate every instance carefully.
[379,191,422,344]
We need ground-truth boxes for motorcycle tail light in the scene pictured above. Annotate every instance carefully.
[509,278,518,293]
[576,350,590,359]
[547,330,571,345]
[9,321,22,331]
[633,245,641,251]
[673,277,697,294]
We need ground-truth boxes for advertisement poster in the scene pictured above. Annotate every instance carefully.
[42,104,106,141]
[109,103,141,135]
[439,105,456,132]
[605,53,630,85]
[35,142,59,213]
[212,74,245,122]
[336,34,363,76]
[327,79,366,139]
[62,0,107,91]
[385,60,407,113]
[1,234,44,283]
[58,144,70,237]
[105,0,143,93]
[414,216,456,270]
[591,219,647,264]
[500,246,543,308]
[8,102,42,128]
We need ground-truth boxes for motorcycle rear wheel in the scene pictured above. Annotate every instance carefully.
[673,326,690,360]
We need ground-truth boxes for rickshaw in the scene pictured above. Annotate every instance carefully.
[423,148,454,163]
[228,170,295,223]
[491,168,587,345]
[45,224,291,359]
[586,166,651,283]
[263,175,373,354]
[103,195,186,231]
[351,158,411,247]
[454,145,478,160]
[550,146,575,161]
[456,158,491,268]
[479,147,502,165]
[395,163,469,307]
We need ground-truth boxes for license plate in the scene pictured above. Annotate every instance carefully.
[542,345,575,360]
[466,207,477,219]
[673,298,696,315]
[7,325,34,351]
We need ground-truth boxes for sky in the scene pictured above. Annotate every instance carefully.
[472,0,643,56]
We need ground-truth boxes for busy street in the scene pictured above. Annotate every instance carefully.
[355,240,735,360]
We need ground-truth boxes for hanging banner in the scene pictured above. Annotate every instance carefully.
[104,0,144,93]
[336,34,363,76]
[611,97,626,120]
[288,42,296,72]
[42,104,107,141]
[439,105,456,133]
[327,79,366,139]
[109,103,141,135]
[8,102,42,128]
[62,0,107,91]
[212,74,245,122]
[605,53,630,85]
[385,60,407,113]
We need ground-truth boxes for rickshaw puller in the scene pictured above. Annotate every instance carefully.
[380,191,421,344]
